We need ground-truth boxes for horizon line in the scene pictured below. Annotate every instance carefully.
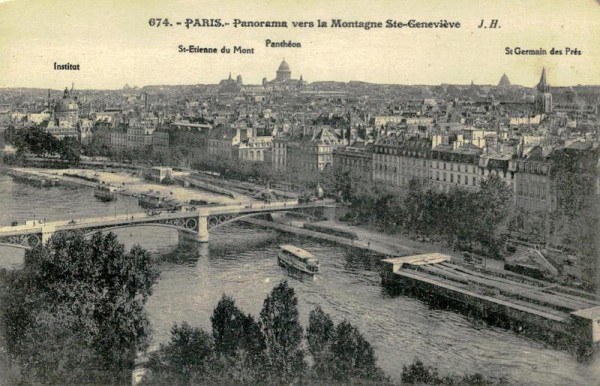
[3,80,600,92]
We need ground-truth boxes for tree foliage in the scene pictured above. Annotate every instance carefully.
[143,282,388,385]
[260,279,306,381]
[401,358,507,385]
[0,231,160,384]
[331,173,515,257]
[10,126,81,162]
[306,307,386,383]
[146,322,214,384]
[211,294,266,366]
[327,320,384,381]
[306,305,335,367]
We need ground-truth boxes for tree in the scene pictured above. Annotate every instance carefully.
[146,322,214,384]
[140,283,393,385]
[208,295,266,383]
[13,126,60,157]
[446,187,479,249]
[403,178,432,236]
[306,306,335,359]
[401,357,504,385]
[259,280,305,381]
[57,137,81,163]
[306,306,335,379]
[211,294,265,361]
[211,294,245,356]
[473,174,513,256]
[401,358,440,384]
[238,313,267,369]
[328,320,383,381]
[1,231,160,384]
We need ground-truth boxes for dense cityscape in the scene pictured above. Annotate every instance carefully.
[1,59,599,384]
[2,60,598,289]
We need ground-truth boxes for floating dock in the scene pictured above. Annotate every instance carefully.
[381,253,600,356]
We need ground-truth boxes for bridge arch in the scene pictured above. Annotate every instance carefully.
[206,213,265,231]
[0,234,42,251]
[0,243,33,251]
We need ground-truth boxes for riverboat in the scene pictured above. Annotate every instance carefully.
[278,244,319,277]
[138,190,169,209]
[93,183,118,202]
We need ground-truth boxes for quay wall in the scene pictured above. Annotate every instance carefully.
[381,263,596,356]
[240,217,373,251]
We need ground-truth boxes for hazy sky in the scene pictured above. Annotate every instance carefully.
[0,0,599,89]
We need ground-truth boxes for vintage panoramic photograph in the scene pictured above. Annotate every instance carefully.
[0,0,599,384]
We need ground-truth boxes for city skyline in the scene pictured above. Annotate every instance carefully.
[1,0,600,89]
[1,64,597,92]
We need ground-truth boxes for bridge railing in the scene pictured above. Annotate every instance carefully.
[0,199,337,235]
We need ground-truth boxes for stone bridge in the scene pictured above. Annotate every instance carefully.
[0,200,337,250]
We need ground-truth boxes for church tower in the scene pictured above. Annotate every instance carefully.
[535,68,552,113]
[498,73,511,88]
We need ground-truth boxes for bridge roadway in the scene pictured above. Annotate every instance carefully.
[0,199,336,249]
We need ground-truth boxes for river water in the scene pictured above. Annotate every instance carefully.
[0,174,598,385]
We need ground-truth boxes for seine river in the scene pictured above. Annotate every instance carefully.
[0,174,598,385]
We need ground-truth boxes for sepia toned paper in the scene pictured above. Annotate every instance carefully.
[0,0,599,385]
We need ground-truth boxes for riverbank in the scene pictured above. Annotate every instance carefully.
[241,216,600,356]
[2,174,599,386]
[3,167,247,206]
[243,215,504,270]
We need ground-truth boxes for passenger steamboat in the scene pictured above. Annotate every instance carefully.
[278,244,320,277]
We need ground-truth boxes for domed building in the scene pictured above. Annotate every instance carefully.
[44,87,80,139]
[54,87,79,126]
[263,59,306,89]
[275,59,291,82]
